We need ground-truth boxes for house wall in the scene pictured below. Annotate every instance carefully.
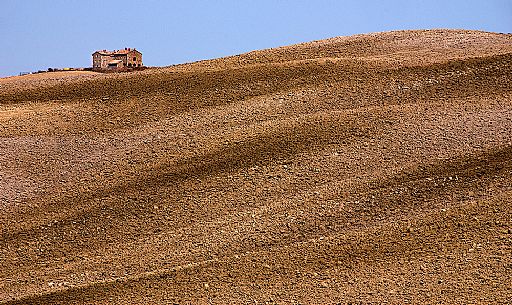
[126,51,143,67]
[92,53,103,69]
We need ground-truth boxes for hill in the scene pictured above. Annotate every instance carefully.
[1,29,511,304]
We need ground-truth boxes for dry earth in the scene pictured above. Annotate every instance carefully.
[1,29,512,304]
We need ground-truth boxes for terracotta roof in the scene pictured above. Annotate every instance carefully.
[93,48,141,56]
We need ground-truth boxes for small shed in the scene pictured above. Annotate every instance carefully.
[107,60,124,69]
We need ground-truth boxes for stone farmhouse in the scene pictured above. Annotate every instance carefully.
[92,48,142,70]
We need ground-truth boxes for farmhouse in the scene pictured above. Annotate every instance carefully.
[92,48,142,70]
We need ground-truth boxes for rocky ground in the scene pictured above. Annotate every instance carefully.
[0,29,511,304]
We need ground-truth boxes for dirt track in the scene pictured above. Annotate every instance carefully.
[1,29,512,304]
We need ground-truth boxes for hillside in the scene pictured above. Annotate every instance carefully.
[1,29,511,304]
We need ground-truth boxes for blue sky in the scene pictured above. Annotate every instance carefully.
[1,0,511,77]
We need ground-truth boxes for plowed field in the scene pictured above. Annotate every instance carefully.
[1,29,512,304]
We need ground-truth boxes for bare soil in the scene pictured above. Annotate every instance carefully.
[1,29,511,304]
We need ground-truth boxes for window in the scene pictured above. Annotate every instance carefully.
[133,57,137,61]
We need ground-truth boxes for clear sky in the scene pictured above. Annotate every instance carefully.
[1,0,511,77]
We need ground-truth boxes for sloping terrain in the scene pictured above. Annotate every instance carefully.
[0,29,511,304]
